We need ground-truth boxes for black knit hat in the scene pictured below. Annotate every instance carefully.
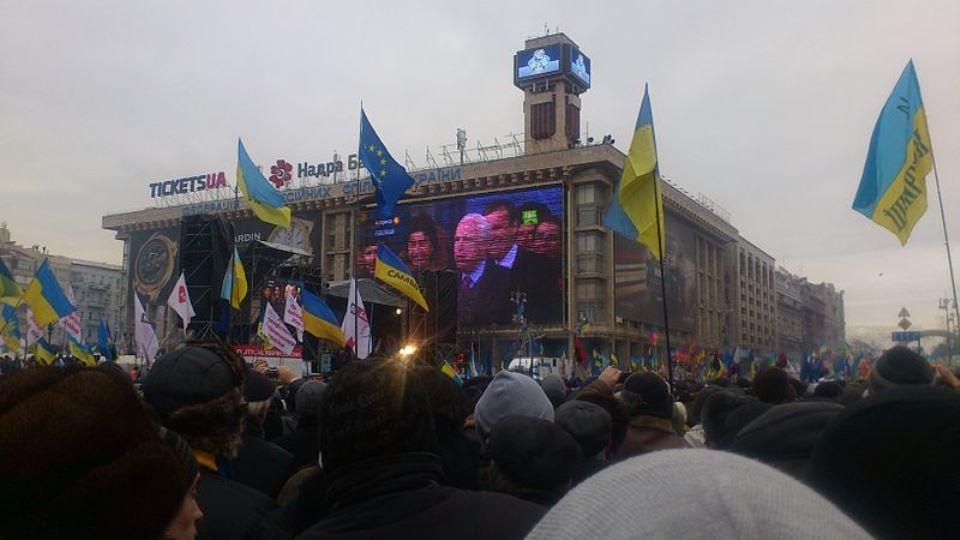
[868,345,934,394]
[810,385,960,538]
[753,367,796,404]
[487,415,583,492]
[621,372,673,419]
[555,400,612,458]
[244,367,275,402]
[319,359,437,473]
[143,344,244,420]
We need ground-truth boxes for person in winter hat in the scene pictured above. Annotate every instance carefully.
[142,341,291,539]
[612,372,688,459]
[752,366,797,404]
[485,415,583,506]
[274,380,327,470]
[701,390,771,449]
[526,449,871,540]
[554,400,612,483]
[809,385,960,539]
[867,345,934,395]
[232,368,297,499]
[297,359,546,539]
[474,370,554,441]
[730,401,843,482]
[540,373,567,409]
[0,365,202,539]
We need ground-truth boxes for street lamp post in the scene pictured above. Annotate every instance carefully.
[940,298,953,356]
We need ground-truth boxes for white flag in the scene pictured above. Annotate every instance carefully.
[134,294,159,364]
[283,289,303,342]
[25,308,44,346]
[61,285,82,342]
[166,272,196,331]
[341,278,371,360]
[264,302,296,355]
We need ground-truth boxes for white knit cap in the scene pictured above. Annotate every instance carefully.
[526,449,871,540]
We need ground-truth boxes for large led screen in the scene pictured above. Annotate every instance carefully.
[359,186,564,326]
[569,48,591,88]
[516,45,562,79]
[614,212,697,333]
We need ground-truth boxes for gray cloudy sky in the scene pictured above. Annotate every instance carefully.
[1,0,958,333]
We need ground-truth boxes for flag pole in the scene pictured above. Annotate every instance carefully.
[931,155,960,345]
[353,105,362,356]
[652,176,674,392]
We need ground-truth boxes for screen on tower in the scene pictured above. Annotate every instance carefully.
[515,45,562,79]
[359,186,564,327]
[569,48,591,88]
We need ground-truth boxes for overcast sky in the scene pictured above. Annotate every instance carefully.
[1,0,958,332]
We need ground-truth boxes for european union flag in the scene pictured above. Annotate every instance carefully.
[359,109,414,217]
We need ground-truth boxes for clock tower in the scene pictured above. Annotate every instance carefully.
[514,33,591,154]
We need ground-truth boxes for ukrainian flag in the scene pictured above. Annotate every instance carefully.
[238,139,291,228]
[2,305,21,353]
[23,259,76,328]
[441,360,463,385]
[35,337,56,365]
[853,60,933,245]
[220,248,248,310]
[68,335,95,366]
[374,244,429,311]
[603,84,665,259]
[0,258,22,306]
[300,287,346,346]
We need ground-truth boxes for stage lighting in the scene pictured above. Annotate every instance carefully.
[396,308,403,315]
[398,344,418,358]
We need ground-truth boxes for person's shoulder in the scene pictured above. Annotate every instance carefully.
[198,469,276,509]
[447,487,548,515]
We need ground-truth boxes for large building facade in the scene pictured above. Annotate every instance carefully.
[102,33,842,365]
[0,225,123,349]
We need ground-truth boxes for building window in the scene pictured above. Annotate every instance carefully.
[531,101,556,140]
[576,232,602,253]
[576,185,596,205]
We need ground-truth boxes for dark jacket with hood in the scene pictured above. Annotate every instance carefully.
[295,452,545,539]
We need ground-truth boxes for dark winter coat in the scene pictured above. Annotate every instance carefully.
[233,421,298,500]
[196,462,292,539]
[295,452,545,540]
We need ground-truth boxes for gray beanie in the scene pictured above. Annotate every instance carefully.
[475,371,554,439]
[527,449,871,540]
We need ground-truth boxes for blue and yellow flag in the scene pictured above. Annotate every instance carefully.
[300,287,346,346]
[238,139,291,228]
[68,335,96,366]
[1,304,21,353]
[359,109,415,217]
[374,244,429,311]
[23,259,76,328]
[0,258,22,306]
[220,248,248,310]
[603,84,665,259]
[441,360,463,385]
[35,337,56,365]
[852,60,933,245]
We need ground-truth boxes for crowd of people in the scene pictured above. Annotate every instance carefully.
[1,342,959,539]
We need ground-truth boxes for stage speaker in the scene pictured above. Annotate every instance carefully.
[425,270,458,345]
[179,215,235,339]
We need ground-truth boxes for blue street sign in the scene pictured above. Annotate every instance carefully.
[891,331,921,342]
